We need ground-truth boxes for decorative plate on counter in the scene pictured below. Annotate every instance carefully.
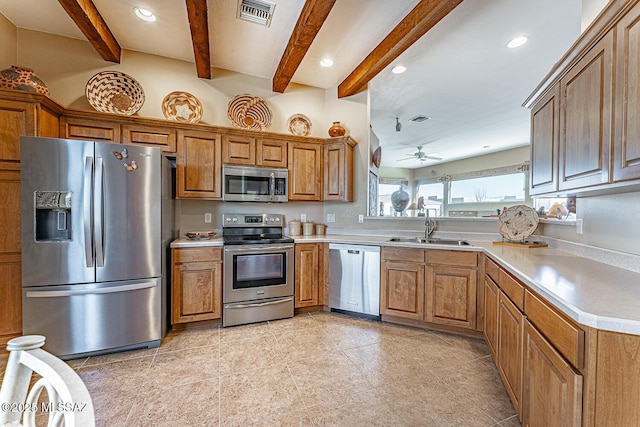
[287,114,312,136]
[227,94,272,131]
[85,71,145,115]
[185,231,216,240]
[161,91,203,123]
[497,204,539,241]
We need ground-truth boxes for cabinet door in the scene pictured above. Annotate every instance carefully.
[559,30,613,191]
[222,134,256,165]
[613,3,640,182]
[484,275,499,359]
[523,320,582,427]
[498,291,524,418]
[0,166,22,346]
[323,141,354,202]
[380,261,424,320]
[257,138,287,168]
[530,85,559,195]
[172,260,222,324]
[294,243,320,307]
[122,124,177,153]
[425,265,476,329]
[288,142,322,201]
[176,130,222,199]
[0,98,36,161]
[60,116,120,142]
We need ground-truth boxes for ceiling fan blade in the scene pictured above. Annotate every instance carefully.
[424,155,443,160]
[398,156,418,161]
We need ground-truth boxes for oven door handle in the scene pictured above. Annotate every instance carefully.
[224,297,293,309]
[224,244,293,253]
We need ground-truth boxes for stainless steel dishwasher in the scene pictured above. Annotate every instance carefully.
[329,243,381,318]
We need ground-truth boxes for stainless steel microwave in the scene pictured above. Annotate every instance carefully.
[222,165,288,202]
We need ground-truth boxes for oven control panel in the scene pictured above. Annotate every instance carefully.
[222,213,283,227]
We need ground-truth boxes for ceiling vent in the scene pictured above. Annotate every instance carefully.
[237,0,276,27]
[409,115,431,123]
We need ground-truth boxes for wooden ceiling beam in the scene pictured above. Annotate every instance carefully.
[185,0,211,79]
[272,0,337,93]
[338,0,463,98]
[57,0,121,63]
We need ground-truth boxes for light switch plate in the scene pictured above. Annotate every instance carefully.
[301,213,307,222]
[358,214,364,223]
[204,213,212,223]
[327,213,336,223]
[576,218,583,234]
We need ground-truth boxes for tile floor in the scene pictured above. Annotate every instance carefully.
[1,312,521,426]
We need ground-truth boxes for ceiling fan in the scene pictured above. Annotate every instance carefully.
[399,146,442,162]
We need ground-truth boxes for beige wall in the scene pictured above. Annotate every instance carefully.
[0,13,17,67]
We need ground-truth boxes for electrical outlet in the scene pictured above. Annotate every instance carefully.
[327,213,336,223]
[358,214,364,223]
[204,213,212,223]
[300,213,307,222]
[576,218,583,234]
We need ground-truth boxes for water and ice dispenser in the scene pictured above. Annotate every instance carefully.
[34,191,72,242]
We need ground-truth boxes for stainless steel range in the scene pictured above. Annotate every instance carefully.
[222,213,294,327]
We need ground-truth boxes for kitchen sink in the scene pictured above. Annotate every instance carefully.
[387,237,470,246]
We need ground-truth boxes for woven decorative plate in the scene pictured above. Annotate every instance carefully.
[287,114,312,136]
[497,204,539,241]
[85,71,145,115]
[227,94,272,131]
[162,91,203,123]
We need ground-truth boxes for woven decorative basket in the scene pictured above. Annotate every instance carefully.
[85,71,145,115]
[162,91,203,123]
[227,94,272,131]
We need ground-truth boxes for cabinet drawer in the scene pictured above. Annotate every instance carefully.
[173,247,222,263]
[525,290,584,369]
[62,117,120,142]
[499,270,524,311]
[428,250,477,268]
[485,256,500,282]
[382,247,425,263]
[122,124,177,153]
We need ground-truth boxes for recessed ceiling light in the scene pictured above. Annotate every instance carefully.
[134,7,156,22]
[392,65,407,74]
[507,36,528,48]
[483,145,491,149]
[320,58,334,67]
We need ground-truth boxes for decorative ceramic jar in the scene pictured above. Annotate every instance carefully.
[328,121,346,137]
[0,65,49,95]
[391,186,410,214]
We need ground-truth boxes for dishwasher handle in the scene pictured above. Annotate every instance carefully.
[329,243,380,253]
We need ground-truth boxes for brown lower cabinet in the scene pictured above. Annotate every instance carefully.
[497,290,524,417]
[523,320,582,427]
[171,247,223,324]
[381,248,480,331]
[294,243,326,308]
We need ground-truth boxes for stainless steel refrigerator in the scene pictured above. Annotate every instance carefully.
[20,136,166,359]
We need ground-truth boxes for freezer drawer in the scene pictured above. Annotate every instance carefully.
[22,278,161,358]
[329,244,381,317]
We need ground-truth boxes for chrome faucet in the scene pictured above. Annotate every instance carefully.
[424,208,437,239]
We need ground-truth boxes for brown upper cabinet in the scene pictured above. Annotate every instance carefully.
[60,115,120,142]
[176,130,222,199]
[525,0,640,195]
[323,138,356,202]
[121,123,177,153]
[222,135,288,168]
[288,141,323,201]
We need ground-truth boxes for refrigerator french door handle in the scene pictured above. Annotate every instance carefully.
[94,157,105,267]
[26,281,157,298]
[83,156,94,268]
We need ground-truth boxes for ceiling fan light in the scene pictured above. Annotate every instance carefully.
[507,36,528,48]
[134,7,156,22]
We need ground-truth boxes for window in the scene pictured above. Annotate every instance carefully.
[416,182,444,216]
[450,173,525,204]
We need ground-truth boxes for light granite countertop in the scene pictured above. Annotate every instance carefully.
[170,234,640,335]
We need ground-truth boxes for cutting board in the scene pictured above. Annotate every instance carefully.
[493,240,548,248]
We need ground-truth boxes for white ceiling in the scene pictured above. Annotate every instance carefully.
[0,0,583,168]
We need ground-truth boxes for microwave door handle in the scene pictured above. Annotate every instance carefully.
[270,172,275,200]
[83,156,94,268]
